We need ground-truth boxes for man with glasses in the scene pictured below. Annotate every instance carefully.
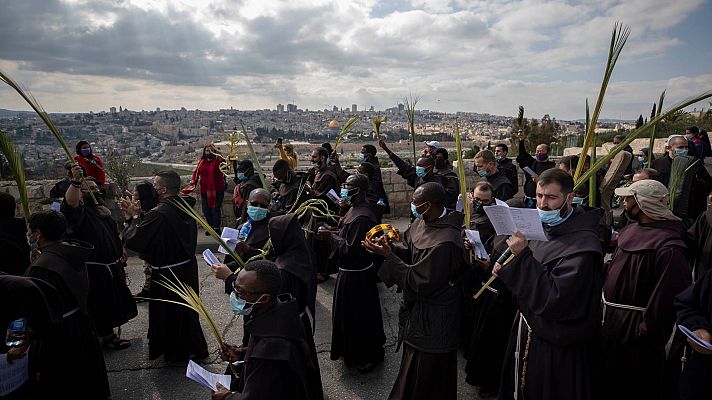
[121,171,209,362]
[211,260,323,400]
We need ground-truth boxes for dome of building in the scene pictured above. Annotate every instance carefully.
[328,120,340,129]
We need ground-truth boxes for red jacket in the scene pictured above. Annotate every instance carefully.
[74,154,106,187]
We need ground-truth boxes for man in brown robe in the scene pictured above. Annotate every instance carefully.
[306,147,340,282]
[493,168,603,400]
[364,182,466,400]
[597,179,691,400]
[687,208,712,281]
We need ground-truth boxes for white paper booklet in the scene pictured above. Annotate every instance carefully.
[0,352,29,396]
[326,189,341,204]
[522,166,538,177]
[483,205,548,241]
[186,360,232,392]
[218,227,240,255]
[678,325,712,351]
[464,230,490,260]
[202,249,220,265]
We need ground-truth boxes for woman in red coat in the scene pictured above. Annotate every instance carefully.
[190,144,227,232]
[74,140,106,187]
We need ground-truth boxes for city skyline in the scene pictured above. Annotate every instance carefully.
[0,0,711,120]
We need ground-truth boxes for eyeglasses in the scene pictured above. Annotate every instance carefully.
[232,286,263,299]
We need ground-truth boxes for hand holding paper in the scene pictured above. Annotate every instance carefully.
[218,227,240,255]
[464,230,489,260]
[202,249,220,266]
[186,360,232,392]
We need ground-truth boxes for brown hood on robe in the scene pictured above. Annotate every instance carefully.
[30,240,93,313]
[407,211,465,250]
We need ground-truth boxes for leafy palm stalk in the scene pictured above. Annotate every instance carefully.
[333,117,359,152]
[0,130,30,221]
[586,100,597,206]
[574,90,712,190]
[238,120,268,190]
[371,115,388,142]
[0,69,97,204]
[404,95,420,165]
[454,120,470,229]
[668,156,698,211]
[573,22,631,182]
[171,197,246,270]
[515,106,525,131]
[648,91,665,162]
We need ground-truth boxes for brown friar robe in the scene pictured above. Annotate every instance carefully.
[378,212,466,400]
[598,219,691,400]
[688,208,712,281]
[497,207,603,400]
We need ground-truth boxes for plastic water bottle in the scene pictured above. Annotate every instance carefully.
[238,219,253,242]
[5,318,26,347]
[377,197,385,206]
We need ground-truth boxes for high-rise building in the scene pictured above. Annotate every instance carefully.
[352,104,357,112]
[110,106,117,114]
[287,103,297,112]
[277,104,285,113]
[332,105,338,112]
[398,103,404,112]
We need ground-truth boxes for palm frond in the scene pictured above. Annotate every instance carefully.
[404,95,420,165]
[0,130,30,221]
[371,115,388,142]
[333,117,359,151]
[454,120,471,229]
[585,100,597,206]
[238,120,268,190]
[0,69,97,205]
[668,156,698,210]
[648,90,665,161]
[574,22,631,181]
[516,105,525,130]
[574,89,712,189]
[171,197,246,270]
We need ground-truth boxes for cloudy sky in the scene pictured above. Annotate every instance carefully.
[0,0,710,120]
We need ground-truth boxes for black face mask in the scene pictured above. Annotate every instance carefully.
[473,199,493,214]
[206,154,215,160]
[624,203,640,222]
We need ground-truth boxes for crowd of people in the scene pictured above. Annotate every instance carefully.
[1,130,711,400]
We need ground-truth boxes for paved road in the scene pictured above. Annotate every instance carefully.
[106,218,485,400]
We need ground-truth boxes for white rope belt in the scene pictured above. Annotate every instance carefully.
[481,281,498,294]
[602,293,646,325]
[514,313,532,400]
[338,263,374,272]
[86,259,121,278]
[151,259,192,270]
[62,307,80,319]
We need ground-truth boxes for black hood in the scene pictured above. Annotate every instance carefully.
[31,240,93,312]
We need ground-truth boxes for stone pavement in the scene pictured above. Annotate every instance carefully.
[105,218,486,400]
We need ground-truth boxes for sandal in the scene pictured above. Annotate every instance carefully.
[103,334,131,350]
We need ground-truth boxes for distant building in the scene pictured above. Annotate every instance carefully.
[277,104,284,113]
[332,105,338,112]
[352,104,357,112]
[110,107,116,114]
[398,103,404,112]
[287,103,297,113]
[156,107,161,112]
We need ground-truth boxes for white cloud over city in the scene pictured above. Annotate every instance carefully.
[0,0,710,120]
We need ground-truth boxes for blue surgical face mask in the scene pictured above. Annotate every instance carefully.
[236,172,247,181]
[637,156,645,164]
[229,292,266,316]
[674,149,688,157]
[495,156,503,161]
[340,188,352,202]
[477,169,489,177]
[27,233,39,250]
[537,203,568,225]
[411,202,429,220]
[572,197,586,206]
[415,166,427,178]
[246,206,268,221]
[359,153,366,162]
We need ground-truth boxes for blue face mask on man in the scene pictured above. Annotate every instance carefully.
[229,292,267,316]
[26,233,39,250]
[359,153,366,162]
[411,201,429,220]
[340,188,356,202]
[246,206,268,221]
[236,172,247,181]
[477,169,489,177]
[537,202,569,225]
[674,149,688,157]
[415,166,427,178]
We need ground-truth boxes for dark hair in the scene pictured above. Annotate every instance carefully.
[474,149,496,164]
[134,181,159,212]
[314,147,329,160]
[358,162,375,178]
[637,168,662,182]
[416,182,447,207]
[273,159,290,173]
[362,144,377,156]
[559,155,579,171]
[495,143,508,152]
[244,260,282,296]
[537,168,574,195]
[75,140,90,154]
[474,181,493,194]
[237,159,254,172]
[321,143,333,154]
[434,147,449,159]
[0,192,16,218]
[614,135,625,142]
[345,173,369,194]
[686,126,699,135]
[155,171,181,195]
[202,145,217,159]
[28,211,67,241]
